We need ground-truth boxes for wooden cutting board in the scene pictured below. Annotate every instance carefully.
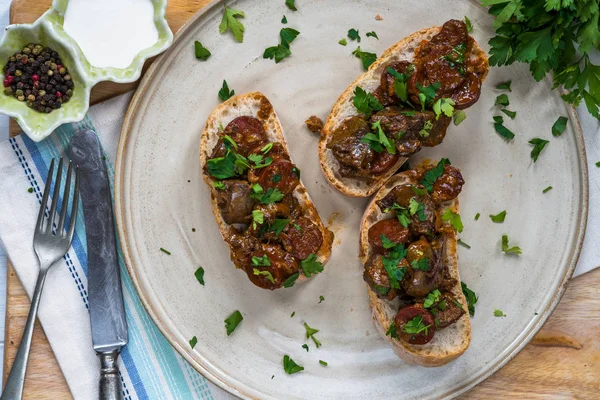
[4,1,599,399]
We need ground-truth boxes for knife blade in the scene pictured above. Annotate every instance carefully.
[70,129,127,400]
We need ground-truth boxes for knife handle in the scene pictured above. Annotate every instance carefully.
[98,350,123,400]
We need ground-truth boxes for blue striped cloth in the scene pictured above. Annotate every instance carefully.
[0,94,232,399]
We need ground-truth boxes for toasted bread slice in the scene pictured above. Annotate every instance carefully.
[319,25,489,197]
[200,92,333,287]
[359,172,470,366]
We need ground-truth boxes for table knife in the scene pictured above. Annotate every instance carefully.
[70,130,127,400]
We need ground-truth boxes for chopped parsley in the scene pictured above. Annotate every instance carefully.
[441,208,463,232]
[291,311,296,317]
[380,234,397,249]
[264,28,300,63]
[409,198,427,221]
[194,41,211,60]
[352,86,383,115]
[475,212,480,220]
[529,138,549,162]
[252,209,264,229]
[302,344,309,352]
[419,120,433,138]
[189,336,198,349]
[501,109,517,119]
[493,115,515,141]
[283,272,300,288]
[403,315,430,335]
[382,244,408,288]
[348,28,361,42]
[269,218,289,235]
[27,187,33,193]
[420,158,450,192]
[543,186,553,193]
[247,153,273,169]
[453,110,467,125]
[502,234,522,255]
[253,268,275,284]
[338,38,347,46]
[281,15,287,24]
[496,81,512,91]
[366,31,379,39]
[304,322,322,347]
[416,82,441,111]
[495,94,510,107]
[423,289,441,308]
[411,258,429,271]
[457,239,471,249]
[433,98,455,119]
[301,254,324,277]
[389,203,411,227]
[160,247,171,255]
[213,181,225,190]
[261,143,273,153]
[252,255,271,267]
[319,295,325,303]
[352,46,377,70]
[596,162,600,167]
[283,355,304,374]
[251,183,285,204]
[489,210,507,223]
[386,322,398,339]
[293,223,302,231]
[285,0,297,11]
[194,267,205,285]
[494,309,506,317]
[219,6,245,43]
[461,281,478,316]
[360,120,396,154]
[218,80,235,101]
[319,360,328,366]
[224,310,243,336]
[464,16,472,33]
[386,66,413,103]
[552,116,568,137]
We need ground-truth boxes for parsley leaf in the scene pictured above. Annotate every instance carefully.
[301,254,324,278]
[283,355,304,374]
[529,138,549,162]
[319,295,325,303]
[352,46,377,70]
[283,272,299,288]
[403,315,431,335]
[493,115,515,141]
[252,255,271,267]
[194,267,205,285]
[218,80,235,101]
[423,289,441,309]
[194,41,211,60]
[382,244,408,288]
[360,120,396,154]
[380,234,397,249]
[411,258,429,271]
[489,210,507,223]
[213,181,225,190]
[366,31,379,39]
[302,344,309,352]
[502,234,522,255]
[496,81,512,91]
[252,209,264,229]
[552,116,568,137]
[501,109,517,119]
[280,27,300,47]
[441,208,464,232]
[464,16,472,33]
[390,203,411,227]
[408,198,427,221]
[304,322,322,347]
[339,38,347,46]
[251,184,285,204]
[352,86,383,115]
[386,322,398,339]
[269,218,289,235]
[494,309,506,317]
[219,6,245,43]
[281,15,287,24]
[420,158,450,192]
[461,281,478,317]
[433,98,455,119]
[285,0,297,11]
[348,28,361,42]
[224,310,243,336]
[386,66,413,103]
[189,336,198,349]
[495,94,510,107]
[264,28,300,63]
[417,82,441,111]
[253,268,275,284]
[453,110,467,125]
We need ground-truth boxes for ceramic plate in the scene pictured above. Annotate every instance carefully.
[115,0,588,398]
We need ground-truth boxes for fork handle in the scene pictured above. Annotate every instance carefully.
[98,350,123,400]
[1,270,48,400]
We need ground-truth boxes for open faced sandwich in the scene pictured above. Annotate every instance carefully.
[359,159,469,366]
[200,92,333,290]
[319,19,489,197]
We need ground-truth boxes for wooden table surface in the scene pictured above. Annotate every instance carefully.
[4,1,600,399]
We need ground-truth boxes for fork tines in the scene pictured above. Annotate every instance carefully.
[35,157,80,240]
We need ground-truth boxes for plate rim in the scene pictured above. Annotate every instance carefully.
[114,1,589,398]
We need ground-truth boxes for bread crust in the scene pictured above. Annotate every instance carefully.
[200,92,333,287]
[359,172,471,366]
[319,25,489,197]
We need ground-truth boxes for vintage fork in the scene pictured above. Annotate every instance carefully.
[1,158,80,400]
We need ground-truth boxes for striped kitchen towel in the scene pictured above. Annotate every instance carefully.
[0,93,235,400]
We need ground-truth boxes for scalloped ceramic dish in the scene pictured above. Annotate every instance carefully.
[0,0,173,141]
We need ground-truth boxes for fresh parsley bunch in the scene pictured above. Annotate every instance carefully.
[481,0,600,119]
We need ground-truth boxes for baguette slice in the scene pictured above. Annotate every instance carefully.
[200,92,333,288]
[359,171,470,366]
[319,25,489,197]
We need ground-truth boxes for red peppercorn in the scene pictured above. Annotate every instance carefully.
[32,74,39,82]
[3,75,13,87]
[57,65,62,69]
[55,91,62,98]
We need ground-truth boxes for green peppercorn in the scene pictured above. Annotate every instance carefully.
[32,45,42,55]
[15,89,23,96]
[66,89,73,96]
[38,90,46,96]
[27,94,35,102]
[4,88,12,95]
[50,62,57,70]
[9,56,15,62]
[47,70,53,76]
[22,47,31,55]
[59,67,66,75]
[27,43,34,49]
[15,70,22,77]
[17,95,24,101]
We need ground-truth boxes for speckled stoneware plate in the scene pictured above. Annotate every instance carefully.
[115,0,588,399]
